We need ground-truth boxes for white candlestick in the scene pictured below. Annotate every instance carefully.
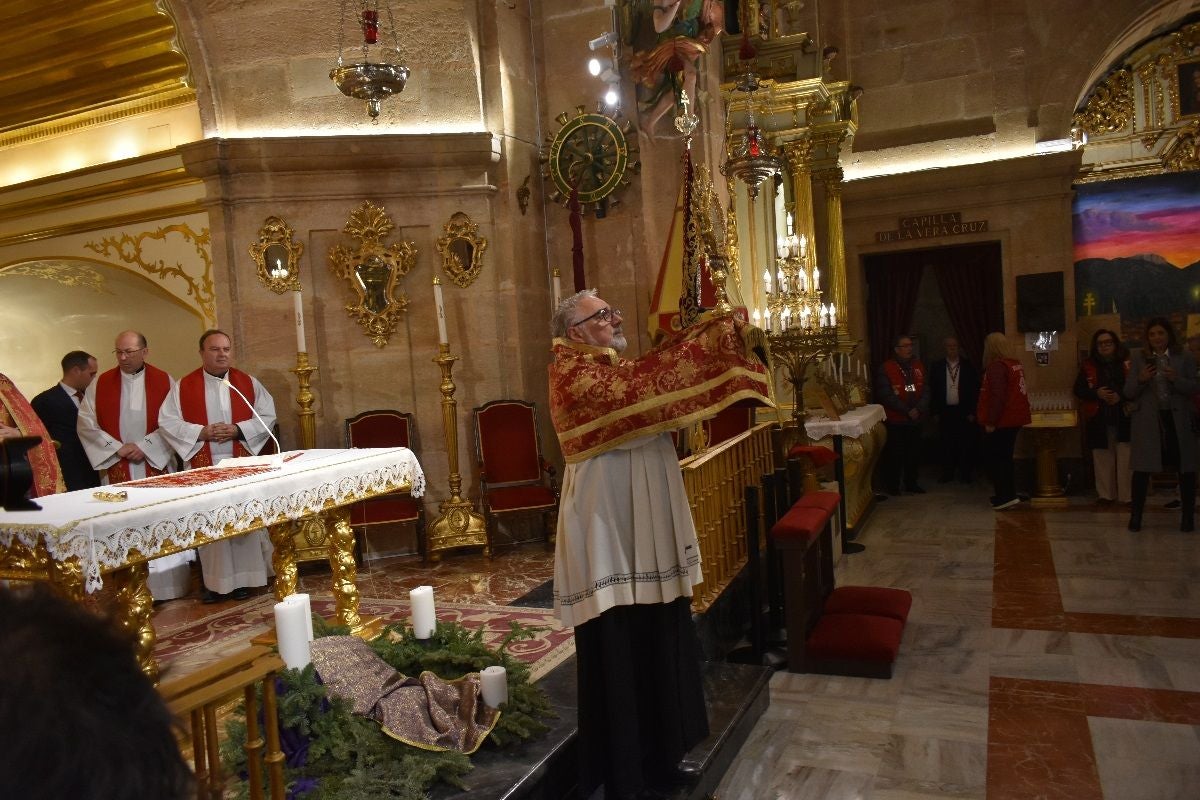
[480,665,508,708]
[292,290,306,353]
[410,585,437,639]
[432,279,449,346]
[274,594,312,670]
[552,271,562,307]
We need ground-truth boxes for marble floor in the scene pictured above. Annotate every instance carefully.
[150,480,1200,799]
[715,480,1200,800]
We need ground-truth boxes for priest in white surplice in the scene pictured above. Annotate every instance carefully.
[159,329,277,602]
[77,330,195,599]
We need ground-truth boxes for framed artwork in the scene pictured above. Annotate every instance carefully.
[1177,58,1200,119]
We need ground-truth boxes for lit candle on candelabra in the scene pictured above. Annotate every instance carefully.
[432,276,449,345]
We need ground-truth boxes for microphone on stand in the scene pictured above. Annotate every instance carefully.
[220,377,283,469]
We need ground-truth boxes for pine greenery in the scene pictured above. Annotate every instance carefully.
[220,616,555,799]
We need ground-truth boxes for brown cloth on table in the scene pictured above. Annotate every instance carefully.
[310,636,499,754]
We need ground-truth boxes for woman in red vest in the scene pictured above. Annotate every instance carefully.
[977,332,1032,510]
[1072,329,1131,505]
[1124,317,1197,532]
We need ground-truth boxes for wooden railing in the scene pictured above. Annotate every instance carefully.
[159,645,287,800]
[680,421,776,611]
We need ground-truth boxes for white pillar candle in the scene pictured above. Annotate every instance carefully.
[480,665,508,708]
[295,592,314,641]
[432,278,449,345]
[410,585,437,639]
[274,594,311,670]
[292,290,306,353]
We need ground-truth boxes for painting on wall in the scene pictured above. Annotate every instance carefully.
[1073,171,1200,345]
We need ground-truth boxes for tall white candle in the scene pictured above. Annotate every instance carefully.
[552,271,562,307]
[410,585,437,639]
[432,278,449,345]
[274,595,311,670]
[480,665,508,708]
[292,290,306,353]
[296,592,314,641]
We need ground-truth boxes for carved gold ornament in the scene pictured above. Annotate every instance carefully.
[0,261,111,293]
[249,216,304,294]
[1164,121,1200,172]
[328,201,416,348]
[1073,68,1134,136]
[85,224,215,324]
[436,212,488,289]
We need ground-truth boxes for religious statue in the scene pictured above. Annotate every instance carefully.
[627,0,725,134]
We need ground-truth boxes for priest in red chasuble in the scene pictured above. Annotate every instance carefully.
[548,289,771,800]
[77,330,194,599]
[0,372,65,497]
[159,329,277,603]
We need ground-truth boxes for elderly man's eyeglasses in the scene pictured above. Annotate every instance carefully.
[113,348,146,357]
[570,307,622,327]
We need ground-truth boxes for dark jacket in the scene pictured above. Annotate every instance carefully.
[1073,356,1130,448]
[928,357,980,417]
[30,384,99,492]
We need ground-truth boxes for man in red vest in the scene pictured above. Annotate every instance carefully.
[77,330,194,599]
[159,329,277,603]
[875,333,930,495]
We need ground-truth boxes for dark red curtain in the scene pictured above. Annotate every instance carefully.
[865,250,925,372]
[932,243,1004,368]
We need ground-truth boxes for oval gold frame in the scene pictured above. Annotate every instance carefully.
[436,211,488,289]
[249,216,304,293]
[328,201,417,348]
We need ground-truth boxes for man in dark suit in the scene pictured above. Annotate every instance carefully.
[929,336,980,483]
[31,350,100,492]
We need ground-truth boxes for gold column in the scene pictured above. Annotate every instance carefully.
[781,138,816,243]
[817,167,849,337]
[426,343,489,559]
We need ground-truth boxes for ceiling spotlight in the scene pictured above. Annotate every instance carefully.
[604,87,619,106]
[588,57,609,76]
[589,31,618,50]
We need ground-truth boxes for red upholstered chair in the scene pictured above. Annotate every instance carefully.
[345,410,425,558]
[472,400,558,553]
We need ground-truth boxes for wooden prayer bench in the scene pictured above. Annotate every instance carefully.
[769,490,912,678]
[159,645,287,800]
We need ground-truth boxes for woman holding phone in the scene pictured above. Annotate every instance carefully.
[1125,317,1197,532]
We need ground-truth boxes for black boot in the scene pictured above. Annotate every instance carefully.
[1129,471,1149,532]
[1180,472,1195,532]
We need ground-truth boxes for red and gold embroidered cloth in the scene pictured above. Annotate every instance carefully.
[0,372,64,496]
[548,315,772,462]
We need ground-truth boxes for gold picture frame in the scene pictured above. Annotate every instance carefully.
[435,211,488,289]
[328,201,417,348]
[1176,58,1200,120]
[249,216,303,294]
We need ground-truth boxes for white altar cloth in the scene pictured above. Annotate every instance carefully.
[804,404,886,440]
[0,448,423,592]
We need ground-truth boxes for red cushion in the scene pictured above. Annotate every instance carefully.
[805,613,904,663]
[824,586,913,622]
[350,494,421,526]
[795,490,840,516]
[770,505,827,544]
[348,413,411,448]
[787,444,838,467]
[485,485,556,513]
[477,403,543,483]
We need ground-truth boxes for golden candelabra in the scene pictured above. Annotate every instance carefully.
[426,343,489,560]
[291,351,318,449]
[770,327,838,425]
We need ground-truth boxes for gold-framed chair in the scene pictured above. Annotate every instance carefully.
[345,410,426,559]
[472,399,558,551]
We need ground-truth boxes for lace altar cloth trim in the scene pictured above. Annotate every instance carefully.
[0,448,424,593]
[804,404,886,439]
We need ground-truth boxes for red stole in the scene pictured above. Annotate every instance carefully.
[179,368,254,467]
[0,373,65,496]
[95,364,172,483]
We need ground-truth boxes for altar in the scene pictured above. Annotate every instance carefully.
[0,447,423,680]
